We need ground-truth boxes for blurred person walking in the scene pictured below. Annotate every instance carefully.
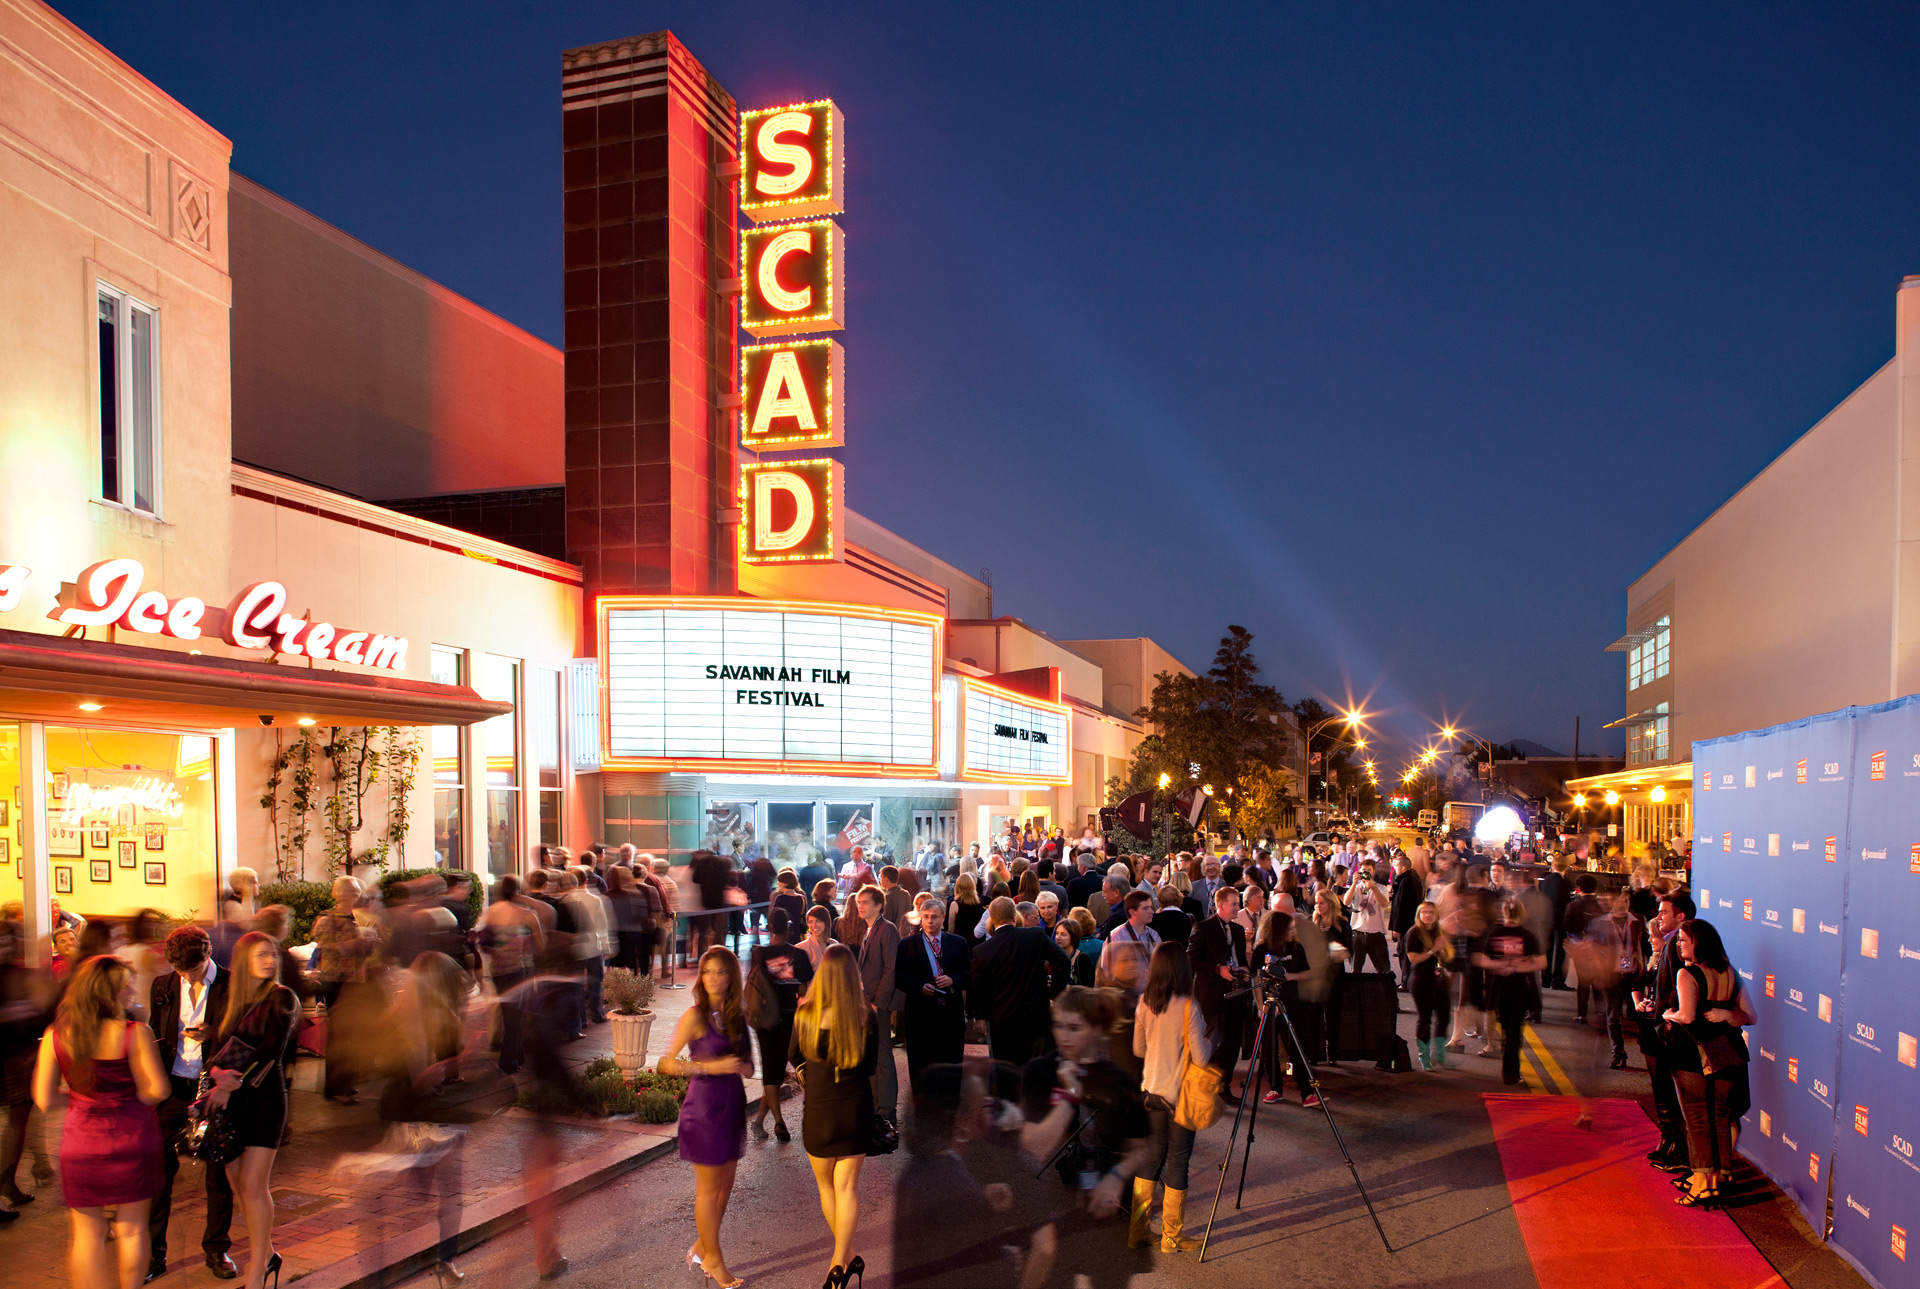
[207,933,299,1289]
[746,909,812,1143]
[477,876,543,1074]
[34,955,168,1289]
[1473,902,1545,1086]
[659,948,752,1288]
[793,944,878,1289]
[0,918,53,1218]
[311,876,380,1104]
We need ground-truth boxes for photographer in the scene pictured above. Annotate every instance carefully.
[1249,911,1317,1107]
[1187,886,1251,1103]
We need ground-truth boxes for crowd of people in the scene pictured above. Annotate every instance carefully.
[2,821,1753,1289]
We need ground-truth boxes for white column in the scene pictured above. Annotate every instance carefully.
[20,722,48,964]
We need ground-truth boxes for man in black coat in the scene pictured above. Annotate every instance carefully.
[1634,890,1694,1169]
[1065,854,1105,912]
[967,896,1070,1065]
[896,894,973,1081]
[147,926,237,1280]
[1188,886,1252,1099]
[1387,855,1424,990]
[1539,859,1574,989]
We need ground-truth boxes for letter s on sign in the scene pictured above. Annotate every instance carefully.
[753,111,814,196]
[225,581,287,650]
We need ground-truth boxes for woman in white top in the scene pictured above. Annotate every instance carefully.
[1342,862,1392,974]
[1131,942,1211,1256]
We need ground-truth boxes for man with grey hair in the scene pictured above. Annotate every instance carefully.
[968,895,1071,1063]
[1015,900,1041,929]
[1095,874,1131,936]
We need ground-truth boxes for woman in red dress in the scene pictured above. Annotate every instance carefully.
[32,954,168,1289]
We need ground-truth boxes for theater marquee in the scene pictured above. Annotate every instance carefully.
[598,597,941,775]
[960,676,1072,785]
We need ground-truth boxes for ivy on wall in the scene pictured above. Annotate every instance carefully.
[261,725,421,879]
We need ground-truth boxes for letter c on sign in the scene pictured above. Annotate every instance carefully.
[58,559,144,628]
[756,228,813,314]
[122,590,170,634]
[225,581,287,650]
[753,470,816,552]
[753,111,814,197]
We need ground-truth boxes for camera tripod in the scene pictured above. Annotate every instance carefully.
[1199,989,1391,1261]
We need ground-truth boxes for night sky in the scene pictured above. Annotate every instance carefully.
[51,2,1920,766]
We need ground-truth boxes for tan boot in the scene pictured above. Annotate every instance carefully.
[1127,1177,1155,1248]
[1161,1186,1202,1253]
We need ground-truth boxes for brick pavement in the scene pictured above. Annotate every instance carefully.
[2,974,717,1289]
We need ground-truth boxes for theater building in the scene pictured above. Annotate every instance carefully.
[0,2,1187,952]
[1572,274,1920,850]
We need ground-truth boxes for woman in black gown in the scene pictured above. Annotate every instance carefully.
[791,944,878,1287]
[208,932,298,1289]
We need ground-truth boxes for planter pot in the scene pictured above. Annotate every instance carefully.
[610,1009,655,1073]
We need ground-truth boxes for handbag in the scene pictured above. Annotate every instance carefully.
[743,962,781,1031]
[1173,1000,1224,1132]
[182,1033,257,1165]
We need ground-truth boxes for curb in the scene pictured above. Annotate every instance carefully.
[290,1123,678,1289]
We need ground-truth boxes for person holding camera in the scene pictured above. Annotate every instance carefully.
[1188,886,1251,1103]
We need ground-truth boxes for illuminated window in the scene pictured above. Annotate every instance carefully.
[430,646,465,869]
[1628,617,1670,690]
[532,666,563,847]
[478,655,520,877]
[1628,702,1671,765]
[97,286,161,515]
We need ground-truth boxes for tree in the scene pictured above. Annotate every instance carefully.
[1130,626,1295,839]
[1236,762,1302,836]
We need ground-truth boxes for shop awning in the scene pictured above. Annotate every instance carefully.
[0,629,511,728]
[1565,762,1694,797]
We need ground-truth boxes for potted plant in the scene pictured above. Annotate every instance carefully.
[603,967,656,1073]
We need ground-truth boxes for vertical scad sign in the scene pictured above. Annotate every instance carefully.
[737,100,847,565]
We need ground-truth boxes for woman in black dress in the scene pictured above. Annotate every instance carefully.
[1249,911,1317,1106]
[1472,900,1544,1087]
[208,932,298,1289]
[748,909,813,1143]
[771,871,808,937]
[791,944,877,1288]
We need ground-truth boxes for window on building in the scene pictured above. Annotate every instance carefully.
[532,666,563,847]
[478,655,520,876]
[97,286,160,515]
[1628,616,1670,690]
[1627,702,1671,765]
[430,646,465,869]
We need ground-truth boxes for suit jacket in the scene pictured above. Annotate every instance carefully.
[858,916,903,1011]
[149,966,231,1078]
[1539,871,1572,923]
[897,930,972,1004]
[1388,871,1424,934]
[1637,927,1684,1051]
[1187,915,1248,1016]
[882,885,915,931]
[967,925,1069,1030]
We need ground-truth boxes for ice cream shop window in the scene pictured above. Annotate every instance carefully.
[44,727,218,921]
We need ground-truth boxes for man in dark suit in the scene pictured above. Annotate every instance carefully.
[147,926,237,1281]
[896,894,973,1081]
[1388,855,1424,990]
[854,884,904,1123]
[968,896,1070,1065]
[1539,859,1573,989]
[1188,886,1251,1100]
[1634,891,1694,1170]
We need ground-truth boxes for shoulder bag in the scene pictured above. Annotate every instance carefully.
[743,957,781,1031]
[1173,998,1224,1132]
[181,1031,256,1165]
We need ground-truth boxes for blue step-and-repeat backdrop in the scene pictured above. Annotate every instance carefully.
[1693,695,1920,1289]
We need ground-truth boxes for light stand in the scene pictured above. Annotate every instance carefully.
[1199,986,1391,1261]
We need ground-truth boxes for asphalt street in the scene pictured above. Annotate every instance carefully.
[389,984,1852,1289]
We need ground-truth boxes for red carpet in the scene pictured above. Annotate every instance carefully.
[1483,1095,1785,1289]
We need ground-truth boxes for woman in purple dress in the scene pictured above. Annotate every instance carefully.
[32,955,168,1289]
[658,947,750,1289]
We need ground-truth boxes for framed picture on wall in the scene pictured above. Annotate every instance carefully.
[118,840,137,868]
[0,800,8,827]
[143,862,165,886]
[90,859,110,884]
[50,772,68,803]
[144,823,165,851]
[55,866,72,894]
[89,827,108,850]
[49,824,82,858]
[0,838,9,863]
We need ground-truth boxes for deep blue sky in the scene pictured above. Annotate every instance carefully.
[55,1,1920,766]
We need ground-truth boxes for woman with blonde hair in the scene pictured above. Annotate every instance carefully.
[207,932,299,1289]
[791,943,878,1289]
[947,873,984,942]
[658,947,751,1288]
[32,955,167,1289]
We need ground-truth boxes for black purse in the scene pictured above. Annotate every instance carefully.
[181,1033,257,1165]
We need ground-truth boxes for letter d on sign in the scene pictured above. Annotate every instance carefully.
[739,459,844,565]
[753,471,814,551]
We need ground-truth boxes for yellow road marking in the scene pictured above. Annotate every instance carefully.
[1524,1025,1573,1096]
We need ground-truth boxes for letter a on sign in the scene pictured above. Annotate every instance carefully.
[741,339,843,449]
[739,459,843,564]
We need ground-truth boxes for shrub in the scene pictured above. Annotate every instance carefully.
[585,1071,640,1116]
[603,967,655,1015]
[583,1057,619,1080]
[256,881,333,944]
[379,869,483,923]
[631,1070,690,1103]
[634,1090,681,1124]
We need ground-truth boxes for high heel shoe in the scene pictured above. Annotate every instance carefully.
[772,1114,790,1144]
[1674,1184,1721,1208]
[262,1252,283,1289]
[821,1266,845,1289]
[686,1245,704,1275]
[433,1261,465,1288]
[748,1112,768,1141]
[844,1255,863,1288]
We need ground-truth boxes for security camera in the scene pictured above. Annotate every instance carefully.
[258,714,275,727]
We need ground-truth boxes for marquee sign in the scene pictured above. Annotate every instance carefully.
[740,339,843,450]
[739,100,843,222]
[598,597,941,775]
[960,676,1072,785]
[738,459,843,564]
[0,557,408,671]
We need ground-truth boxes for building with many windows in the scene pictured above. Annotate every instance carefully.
[1571,274,1920,852]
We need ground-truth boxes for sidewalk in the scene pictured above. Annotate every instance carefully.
[4,966,725,1289]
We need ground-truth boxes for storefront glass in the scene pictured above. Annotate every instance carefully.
[532,667,562,846]
[45,726,217,922]
[703,800,756,858]
[430,646,465,869]
[479,655,519,876]
[0,724,18,916]
[825,801,876,868]
[765,802,816,871]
